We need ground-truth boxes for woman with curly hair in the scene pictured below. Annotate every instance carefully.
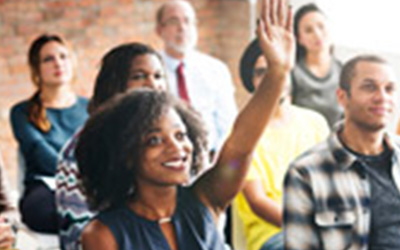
[76,0,295,249]
[56,42,167,249]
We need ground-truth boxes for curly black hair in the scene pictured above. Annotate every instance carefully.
[76,89,208,211]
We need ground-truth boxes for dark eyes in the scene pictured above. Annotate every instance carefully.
[146,136,163,146]
[145,132,188,147]
[175,131,187,141]
[130,73,165,81]
[42,53,67,63]
[361,83,396,94]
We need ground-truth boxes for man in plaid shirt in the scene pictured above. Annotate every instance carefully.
[284,55,400,250]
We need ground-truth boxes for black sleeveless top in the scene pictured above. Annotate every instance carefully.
[96,187,225,250]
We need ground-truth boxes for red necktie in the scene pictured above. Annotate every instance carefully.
[176,62,190,103]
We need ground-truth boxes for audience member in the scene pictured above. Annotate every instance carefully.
[10,34,88,233]
[156,0,237,153]
[56,42,167,250]
[284,55,400,249]
[78,0,294,248]
[0,149,17,249]
[292,3,342,128]
[234,39,329,250]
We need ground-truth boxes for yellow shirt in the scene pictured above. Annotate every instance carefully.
[234,105,330,250]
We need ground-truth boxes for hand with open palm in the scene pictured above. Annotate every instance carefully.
[257,0,295,73]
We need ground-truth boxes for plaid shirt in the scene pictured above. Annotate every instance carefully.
[283,126,400,250]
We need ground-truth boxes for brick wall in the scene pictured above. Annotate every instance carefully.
[0,0,253,188]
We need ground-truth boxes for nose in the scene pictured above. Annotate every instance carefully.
[374,87,391,103]
[166,136,183,154]
[144,75,159,89]
[54,56,63,68]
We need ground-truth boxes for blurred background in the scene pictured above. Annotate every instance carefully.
[1,0,400,188]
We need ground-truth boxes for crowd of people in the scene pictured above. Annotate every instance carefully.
[1,0,400,249]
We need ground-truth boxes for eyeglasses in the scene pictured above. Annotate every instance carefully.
[162,17,197,27]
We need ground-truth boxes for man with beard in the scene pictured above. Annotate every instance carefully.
[284,55,400,250]
[155,0,237,155]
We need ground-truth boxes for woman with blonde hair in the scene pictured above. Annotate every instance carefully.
[10,34,88,233]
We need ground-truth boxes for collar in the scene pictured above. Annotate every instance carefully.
[328,123,400,170]
[160,50,195,71]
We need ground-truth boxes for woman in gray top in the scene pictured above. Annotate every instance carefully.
[292,3,342,128]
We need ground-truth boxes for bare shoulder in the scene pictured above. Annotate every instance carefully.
[81,219,117,250]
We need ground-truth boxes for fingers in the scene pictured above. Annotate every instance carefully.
[277,0,285,26]
[270,0,278,25]
[285,4,293,32]
[261,0,290,28]
[260,0,267,26]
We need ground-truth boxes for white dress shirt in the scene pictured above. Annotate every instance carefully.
[160,50,237,151]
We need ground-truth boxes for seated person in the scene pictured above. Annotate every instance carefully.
[76,1,295,248]
[0,149,18,248]
[233,39,329,250]
[10,34,88,233]
[56,42,167,249]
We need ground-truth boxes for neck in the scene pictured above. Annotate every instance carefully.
[269,102,291,127]
[306,49,330,64]
[165,47,186,60]
[129,184,177,221]
[40,84,76,108]
[340,122,386,155]
[305,51,331,78]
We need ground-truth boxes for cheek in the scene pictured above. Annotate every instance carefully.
[127,80,145,90]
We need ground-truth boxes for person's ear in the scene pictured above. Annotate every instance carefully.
[337,87,349,108]
[156,24,163,37]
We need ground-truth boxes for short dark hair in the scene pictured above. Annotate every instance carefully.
[294,3,326,61]
[76,89,208,211]
[89,42,162,114]
[340,55,388,94]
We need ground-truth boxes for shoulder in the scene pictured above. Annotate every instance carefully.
[10,101,30,127]
[81,219,117,250]
[76,96,89,108]
[292,106,328,124]
[332,57,343,68]
[10,100,29,117]
[190,50,228,69]
[288,138,331,175]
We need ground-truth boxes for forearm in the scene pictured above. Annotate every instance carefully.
[194,69,290,211]
[249,196,282,227]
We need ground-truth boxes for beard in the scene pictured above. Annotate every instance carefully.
[349,114,387,132]
[164,28,198,54]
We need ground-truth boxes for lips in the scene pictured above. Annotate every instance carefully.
[162,155,189,170]
[369,107,390,116]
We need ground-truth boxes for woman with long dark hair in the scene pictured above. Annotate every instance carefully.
[292,3,342,128]
[10,34,88,233]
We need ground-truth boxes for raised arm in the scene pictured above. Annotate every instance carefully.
[194,0,295,215]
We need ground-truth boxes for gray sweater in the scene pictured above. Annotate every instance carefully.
[292,58,342,128]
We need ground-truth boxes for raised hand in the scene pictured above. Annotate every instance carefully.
[257,0,295,72]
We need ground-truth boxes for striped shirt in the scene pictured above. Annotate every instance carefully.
[283,125,400,250]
